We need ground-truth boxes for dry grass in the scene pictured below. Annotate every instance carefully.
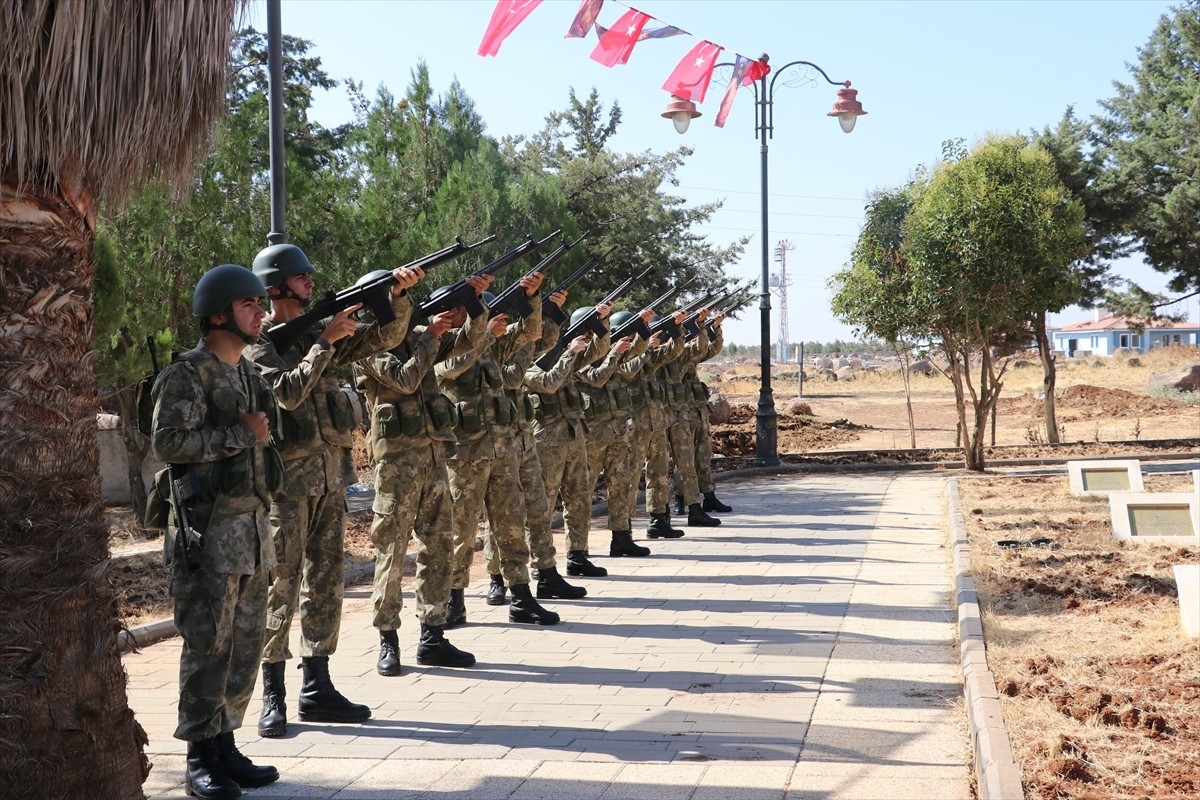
[959,472,1200,799]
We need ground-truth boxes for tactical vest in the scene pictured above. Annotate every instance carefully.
[440,354,519,445]
[271,328,359,460]
[663,360,689,409]
[359,335,458,460]
[529,380,585,423]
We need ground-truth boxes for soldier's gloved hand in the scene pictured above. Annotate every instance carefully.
[595,301,614,320]
[615,336,634,354]
[467,274,492,294]
[487,314,509,338]
[320,304,362,344]
[568,335,590,354]
[549,289,568,308]
[427,310,456,337]
[239,409,270,442]
[391,266,424,294]
[520,272,544,297]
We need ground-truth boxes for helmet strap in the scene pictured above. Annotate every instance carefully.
[275,285,312,308]
[217,305,259,345]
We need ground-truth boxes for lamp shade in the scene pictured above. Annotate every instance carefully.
[662,96,702,134]
[828,83,866,134]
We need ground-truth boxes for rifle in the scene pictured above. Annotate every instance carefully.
[534,266,652,371]
[169,465,205,576]
[611,276,699,341]
[543,247,615,325]
[264,233,496,353]
[650,289,717,339]
[488,230,586,320]
[416,231,559,322]
[683,290,736,340]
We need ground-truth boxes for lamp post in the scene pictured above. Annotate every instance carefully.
[665,55,865,466]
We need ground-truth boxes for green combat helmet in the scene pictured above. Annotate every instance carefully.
[252,243,316,305]
[570,306,594,327]
[192,263,268,344]
[608,310,634,328]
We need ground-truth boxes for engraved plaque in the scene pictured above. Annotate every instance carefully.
[1127,505,1195,538]
[1081,469,1132,492]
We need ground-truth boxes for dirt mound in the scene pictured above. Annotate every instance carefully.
[710,402,869,457]
[999,383,1188,421]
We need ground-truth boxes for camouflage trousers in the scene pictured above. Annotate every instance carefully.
[629,426,671,515]
[173,566,268,741]
[586,433,633,532]
[261,491,346,663]
[667,416,701,506]
[693,409,716,494]
[485,439,556,574]
[537,434,592,552]
[447,453,530,589]
[369,447,453,629]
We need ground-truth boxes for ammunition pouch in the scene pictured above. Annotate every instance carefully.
[327,389,357,431]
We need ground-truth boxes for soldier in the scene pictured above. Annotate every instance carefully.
[438,277,561,627]
[151,264,281,798]
[664,307,722,527]
[579,308,654,561]
[249,243,423,738]
[355,274,494,676]
[626,310,688,542]
[685,312,732,513]
[525,304,618,570]
[484,288,590,605]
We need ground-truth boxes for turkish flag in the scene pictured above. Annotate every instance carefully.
[590,8,650,67]
[662,40,722,103]
[478,0,543,57]
[565,0,603,38]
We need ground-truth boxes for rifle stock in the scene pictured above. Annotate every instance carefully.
[488,230,586,320]
[542,246,615,325]
[417,230,559,321]
[265,233,496,353]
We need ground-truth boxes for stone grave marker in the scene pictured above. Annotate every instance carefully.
[1108,492,1200,544]
[1174,564,1200,638]
[1068,459,1144,496]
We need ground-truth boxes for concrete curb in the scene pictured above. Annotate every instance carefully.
[947,477,1025,800]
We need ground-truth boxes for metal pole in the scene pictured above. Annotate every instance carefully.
[266,0,287,245]
[798,343,805,398]
[755,79,779,466]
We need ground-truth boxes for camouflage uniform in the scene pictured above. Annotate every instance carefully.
[483,315,571,573]
[627,335,685,516]
[355,312,488,630]
[580,334,649,534]
[686,323,723,494]
[665,324,710,506]
[526,324,612,553]
[248,293,411,663]
[437,298,542,590]
[151,339,279,742]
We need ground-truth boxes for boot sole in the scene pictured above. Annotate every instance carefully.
[608,550,651,557]
[298,711,372,723]
[185,783,242,800]
[508,613,560,625]
[377,665,402,677]
[646,532,684,539]
[257,725,286,738]
[226,769,280,789]
[485,596,507,606]
[687,521,722,527]
[537,589,589,599]
[416,655,477,667]
[565,567,608,577]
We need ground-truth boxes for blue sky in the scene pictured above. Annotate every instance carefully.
[248,0,1196,346]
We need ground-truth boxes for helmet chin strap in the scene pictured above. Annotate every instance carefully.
[277,286,312,307]
[218,306,260,345]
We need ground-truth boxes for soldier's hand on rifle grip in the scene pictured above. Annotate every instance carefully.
[639,309,654,323]
[549,289,568,308]
[714,313,727,327]
[520,272,544,297]
[391,266,424,294]
[487,314,509,338]
[615,336,634,354]
[467,274,494,295]
[320,304,363,345]
[568,335,590,354]
[427,311,456,337]
[650,332,666,347]
[239,409,270,442]
[596,301,614,320]
[672,309,686,324]
[697,307,710,322]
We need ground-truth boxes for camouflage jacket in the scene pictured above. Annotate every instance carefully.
[248,292,413,495]
[663,325,710,419]
[526,320,611,446]
[683,324,722,411]
[503,315,567,451]
[577,333,649,442]
[629,334,685,433]
[151,339,278,575]
[355,310,488,462]
[436,295,541,461]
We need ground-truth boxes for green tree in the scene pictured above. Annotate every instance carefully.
[904,135,1087,469]
[1094,2,1200,309]
[0,2,242,794]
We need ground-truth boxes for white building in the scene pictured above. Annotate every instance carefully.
[1051,310,1200,357]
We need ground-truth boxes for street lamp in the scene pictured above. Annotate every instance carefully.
[664,54,865,466]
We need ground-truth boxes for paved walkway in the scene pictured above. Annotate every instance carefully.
[126,473,971,800]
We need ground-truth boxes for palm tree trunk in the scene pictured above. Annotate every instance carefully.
[0,177,149,797]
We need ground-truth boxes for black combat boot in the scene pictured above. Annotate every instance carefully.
[185,737,241,799]
[647,513,685,539]
[508,583,561,625]
[610,530,652,557]
[535,565,588,598]
[445,587,467,629]
[416,623,476,667]
[702,491,733,512]
[674,494,685,515]
[257,661,287,738]
[566,550,608,577]
[687,503,722,527]
[485,574,507,606]
[215,731,279,788]
[298,656,371,724]
[377,629,401,677]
